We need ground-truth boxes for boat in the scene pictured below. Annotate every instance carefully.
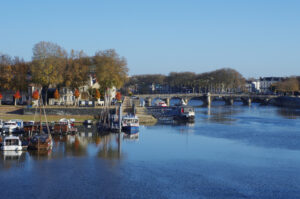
[28,134,52,150]
[28,98,53,151]
[175,99,187,106]
[122,115,139,134]
[155,99,167,107]
[2,120,20,134]
[53,118,77,134]
[98,114,121,132]
[147,106,195,122]
[0,119,4,131]
[0,135,23,151]
[174,106,195,122]
[23,121,37,134]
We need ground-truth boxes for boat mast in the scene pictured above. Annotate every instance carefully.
[39,98,42,134]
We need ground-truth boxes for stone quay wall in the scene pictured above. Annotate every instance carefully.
[270,96,300,109]
[23,107,115,115]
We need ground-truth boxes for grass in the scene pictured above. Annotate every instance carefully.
[0,105,94,122]
[0,114,94,122]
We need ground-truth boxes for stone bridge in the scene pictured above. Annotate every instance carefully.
[134,93,278,106]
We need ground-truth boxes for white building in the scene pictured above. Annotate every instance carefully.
[245,79,260,93]
[259,77,284,94]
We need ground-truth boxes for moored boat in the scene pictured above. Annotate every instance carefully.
[2,121,20,134]
[28,134,52,150]
[155,99,167,107]
[174,106,195,122]
[122,115,139,134]
[0,135,22,151]
[28,98,53,151]
[54,118,77,134]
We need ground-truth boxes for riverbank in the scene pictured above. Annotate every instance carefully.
[0,105,157,125]
[270,96,300,109]
[0,106,94,122]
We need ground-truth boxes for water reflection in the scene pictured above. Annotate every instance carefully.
[123,132,139,141]
[200,106,243,124]
[0,132,126,169]
[277,108,300,119]
[0,151,26,170]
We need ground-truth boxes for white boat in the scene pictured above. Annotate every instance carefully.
[0,135,22,151]
[175,99,187,106]
[2,121,20,134]
[155,99,167,107]
[122,115,139,134]
[0,119,4,130]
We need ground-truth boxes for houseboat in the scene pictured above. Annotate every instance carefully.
[122,115,139,134]
[0,135,23,151]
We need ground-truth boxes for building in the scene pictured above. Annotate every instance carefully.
[259,77,285,94]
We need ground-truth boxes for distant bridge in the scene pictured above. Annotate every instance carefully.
[133,93,278,106]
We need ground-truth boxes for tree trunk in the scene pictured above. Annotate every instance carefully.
[45,87,48,106]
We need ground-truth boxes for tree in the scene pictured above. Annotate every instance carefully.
[74,89,80,106]
[13,90,21,106]
[94,49,128,90]
[0,53,13,90]
[54,89,60,100]
[32,90,39,100]
[116,92,122,102]
[11,57,30,92]
[74,89,80,98]
[95,89,101,100]
[31,41,67,105]
[274,77,299,95]
[63,50,90,89]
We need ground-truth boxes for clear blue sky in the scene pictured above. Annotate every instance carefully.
[1,0,299,78]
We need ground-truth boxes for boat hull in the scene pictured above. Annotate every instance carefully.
[122,126,139,134]
[0,145,22,151]
[28,135,53,150]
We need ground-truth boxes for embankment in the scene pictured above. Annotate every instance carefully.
[23,107,113,116]
[270,96,300,109]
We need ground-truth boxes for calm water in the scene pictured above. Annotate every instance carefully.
[1,102,300,199]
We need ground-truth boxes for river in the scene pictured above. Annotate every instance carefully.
[1,102,300,199]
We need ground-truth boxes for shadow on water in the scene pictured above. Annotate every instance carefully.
[0,151,26,170]
[198,105,244,125]
[277,108,300,119]
[0,126,129,170]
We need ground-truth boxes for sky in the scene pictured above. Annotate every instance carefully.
[0,0,299,78]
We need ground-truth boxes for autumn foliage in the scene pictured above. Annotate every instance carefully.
[32,90,39,100]
[14,90,21,99]
[54,89,60,99]
[95,89,101,99]
[74,89,80,98]
[116,92,122,101]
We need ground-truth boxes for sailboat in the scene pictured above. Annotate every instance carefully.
[28,98,53,150]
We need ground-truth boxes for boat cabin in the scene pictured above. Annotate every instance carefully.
[1,136,22,151]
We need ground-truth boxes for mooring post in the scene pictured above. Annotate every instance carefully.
[119,103,122,133]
